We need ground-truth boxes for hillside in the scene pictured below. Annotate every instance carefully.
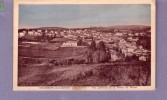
[18,62,150,86]
[21,25,150,31]
[107,25,151,31]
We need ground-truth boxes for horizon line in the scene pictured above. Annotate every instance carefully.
[19,24,151,29]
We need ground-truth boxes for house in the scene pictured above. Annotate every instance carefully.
[139,32,146,36]
[18,31,26,38]
[139,56,146,61]
[28,29,35,35]
[127,37,139,42]
[135,32,139,36]
[37,29,42,33]
[45,30,48,33]
[114,29,118,33]
[18,29,27,38]
[114,32,123,36]
[61,41,78,47]
[34,32,42,36]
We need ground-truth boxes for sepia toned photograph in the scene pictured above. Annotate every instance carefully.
[13,0,156,91]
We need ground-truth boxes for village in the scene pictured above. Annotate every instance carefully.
[18,26,151,62]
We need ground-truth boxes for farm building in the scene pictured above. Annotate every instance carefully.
[61,41,78,47]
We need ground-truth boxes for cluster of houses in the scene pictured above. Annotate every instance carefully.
[18,27,151,61]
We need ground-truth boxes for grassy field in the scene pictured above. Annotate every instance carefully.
[18,43,87,59]
[18,42,151,86]
[18,62,150,86]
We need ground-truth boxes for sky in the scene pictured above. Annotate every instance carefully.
[19,4,151,29]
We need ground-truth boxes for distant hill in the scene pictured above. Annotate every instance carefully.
[19,25,150,31]
[35,27,69,31]
[72,25,151,31]
[106,25,151,31]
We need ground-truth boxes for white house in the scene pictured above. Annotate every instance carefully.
[28,30,35,35]
[37,29,42,33]
[18,32,26,38]
[114,32,123,36]
[139,56,146,61]
[61,41,78,47]
[34,32,42,36]
[135,32,139,36]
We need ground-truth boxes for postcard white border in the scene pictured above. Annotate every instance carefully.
[13,0,156,91]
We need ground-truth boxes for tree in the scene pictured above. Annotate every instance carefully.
[85,40,96,64]
[85,41,111,64]
[89,40,96,51]
[84,48,94,64]
[77,39,83,46]
[137,36,151,50]
[97,41,106,50]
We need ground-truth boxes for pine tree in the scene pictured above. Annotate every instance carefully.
[89,40,96,51]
